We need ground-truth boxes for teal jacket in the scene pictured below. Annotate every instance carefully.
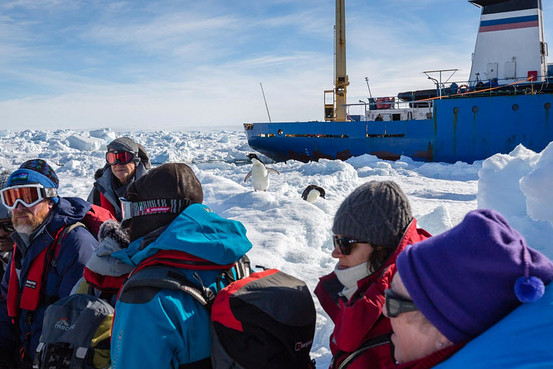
[110,204,252,369]
[436,282,553,368]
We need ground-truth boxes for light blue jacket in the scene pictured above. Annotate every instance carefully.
[110,204,252,369]
[436,282,553,368]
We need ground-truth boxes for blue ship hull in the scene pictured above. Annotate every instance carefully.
[245,93,553,163]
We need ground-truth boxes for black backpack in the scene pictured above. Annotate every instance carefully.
[209,267,316,369]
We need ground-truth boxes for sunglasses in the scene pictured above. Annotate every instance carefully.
[385,289,418,318]
[332,235,368,255]
[0,184,58,210]
[106,150,136,165]
[0,221,14,234]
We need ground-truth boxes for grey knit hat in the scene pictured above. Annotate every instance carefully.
[107,137,139,154]
[332,181,413,249]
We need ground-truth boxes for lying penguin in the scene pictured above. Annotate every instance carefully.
[244,153,280,191]
[301,185,326,203]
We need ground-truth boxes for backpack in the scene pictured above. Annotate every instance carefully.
[33,293,114,369]
[81,204,117,239]
[121,257,317,369]
[209,268,317,369]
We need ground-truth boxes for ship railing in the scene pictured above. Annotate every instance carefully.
[431,74,553,99]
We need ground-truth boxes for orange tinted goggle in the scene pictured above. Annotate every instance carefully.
[0,184,58,210]
[106,151,135,165]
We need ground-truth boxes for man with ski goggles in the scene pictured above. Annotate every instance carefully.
[87,137,151,221]
[0,159,97,368]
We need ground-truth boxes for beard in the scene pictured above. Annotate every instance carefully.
[12,202,51,235]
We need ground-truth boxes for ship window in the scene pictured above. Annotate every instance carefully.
[278,129,283,135]
[472,106,479,113]
[392,114,401,121]
[512,104,519,111]
[545,103,552,110]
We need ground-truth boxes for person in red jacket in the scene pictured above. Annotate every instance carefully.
[314,181,431,369]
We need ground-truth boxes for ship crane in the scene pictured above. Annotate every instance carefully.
[324,0,349,122]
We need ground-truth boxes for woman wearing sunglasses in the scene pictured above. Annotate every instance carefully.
[383,209,553,368]
[88,137,151,221]
[314,181,431,369]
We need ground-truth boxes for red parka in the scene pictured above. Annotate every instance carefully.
[314,219,431,369]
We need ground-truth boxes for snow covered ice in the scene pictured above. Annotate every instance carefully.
[1,128,552,368]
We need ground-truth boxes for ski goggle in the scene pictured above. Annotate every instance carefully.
[0,184,58,210]
[106,150,136,165]
[120,197,192,221]
[385,289,419,318]
[332,235,368,255]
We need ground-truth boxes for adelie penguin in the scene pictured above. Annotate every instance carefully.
[244,153,280,191]
[301,185,326,203]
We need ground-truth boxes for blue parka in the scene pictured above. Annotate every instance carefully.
[110,203,252,369]
[0,197,98,363]
[436,282,553,368]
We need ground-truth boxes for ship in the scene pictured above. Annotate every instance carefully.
[243,0,553,163]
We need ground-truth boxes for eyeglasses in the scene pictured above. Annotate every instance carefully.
[106,150,135,165]
[119,197,192,221]
[0,221,14,234]
[385,289,418,318]
[0,184,58,210]
[332,235,368,255]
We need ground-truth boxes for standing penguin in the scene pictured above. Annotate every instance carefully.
[301,185,326,203]
[244,153,279,191]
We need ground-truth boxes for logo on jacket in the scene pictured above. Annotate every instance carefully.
[55,318,76,331]
[295,339,313,351]
[24,280,37,289]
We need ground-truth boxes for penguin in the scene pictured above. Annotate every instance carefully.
[301,185,326,203]
[244,153,280,191]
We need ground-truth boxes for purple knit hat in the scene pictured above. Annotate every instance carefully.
[397,209,553,344]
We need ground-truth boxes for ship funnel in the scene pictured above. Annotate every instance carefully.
[469,0,547,84]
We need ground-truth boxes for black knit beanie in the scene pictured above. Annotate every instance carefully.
[125,163,203,241]
[332,181,413,249]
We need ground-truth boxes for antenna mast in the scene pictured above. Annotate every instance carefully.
[260,82,272,123]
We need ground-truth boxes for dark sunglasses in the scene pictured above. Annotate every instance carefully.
[106,150,135,165]
[332,235,368,255]
[385,289,418,318]
[0,221,14,234]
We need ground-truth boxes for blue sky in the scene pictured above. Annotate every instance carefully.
[2,0,553,131]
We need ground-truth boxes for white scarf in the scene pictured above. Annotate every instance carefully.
[334,262,370,300]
